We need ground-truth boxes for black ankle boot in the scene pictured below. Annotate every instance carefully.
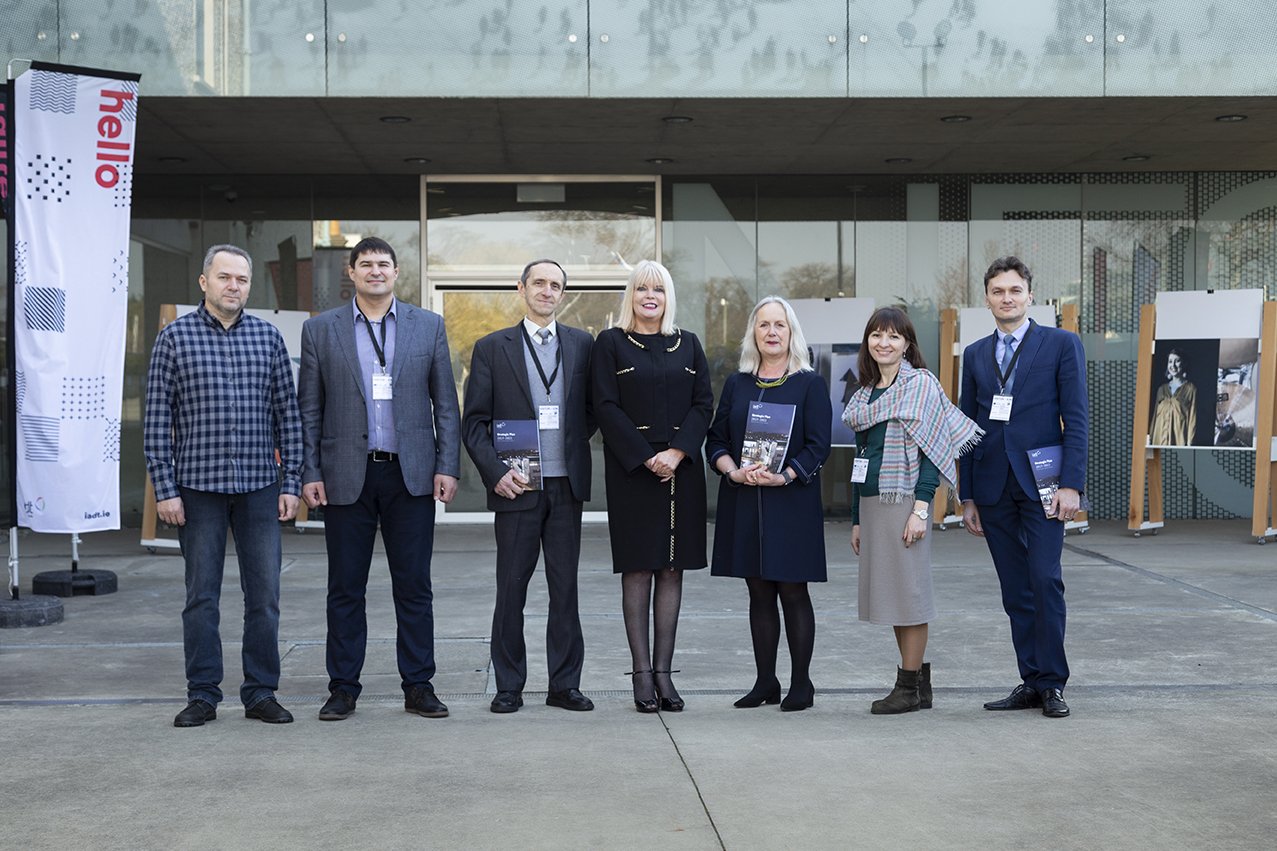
[780,680,815,712]
[918,662,932,709]
[871,667,921,715]
[733,677,782,708]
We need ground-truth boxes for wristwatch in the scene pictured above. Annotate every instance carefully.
[781,470,794,486]
[911,507,929,520]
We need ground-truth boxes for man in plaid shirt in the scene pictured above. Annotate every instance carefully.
[144,244,303,728]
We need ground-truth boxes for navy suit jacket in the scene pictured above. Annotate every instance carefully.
[958,319,1088,505]
[461,323,595,513]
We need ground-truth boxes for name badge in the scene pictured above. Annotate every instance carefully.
[851,456,870,483]
[990,393,1013,421]
[372,372,393,401]
[538,404,560,430]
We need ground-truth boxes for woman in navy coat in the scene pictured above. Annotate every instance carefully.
[707,296,831,711]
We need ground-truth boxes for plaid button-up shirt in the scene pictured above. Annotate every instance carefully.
[144,301,303,501]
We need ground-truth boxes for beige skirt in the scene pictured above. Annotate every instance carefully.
[858,498,937,626]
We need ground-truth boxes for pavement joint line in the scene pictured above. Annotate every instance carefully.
[1064,542,1277,622]
[6,683,1276,707]
[659,712,727,850]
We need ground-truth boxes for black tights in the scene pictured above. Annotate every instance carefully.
[622,570,684,702]
[744,577,815,692]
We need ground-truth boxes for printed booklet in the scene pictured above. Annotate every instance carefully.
[742,402,796,474]
[1026,444,1063,516]
[495,419,542,490]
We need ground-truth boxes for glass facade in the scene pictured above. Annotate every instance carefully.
[4,1,1276,97]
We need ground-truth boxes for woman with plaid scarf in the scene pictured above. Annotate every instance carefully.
[842,307,983,714]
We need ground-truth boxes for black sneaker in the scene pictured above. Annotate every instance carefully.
[245,697,294,724]
[318,690,357,721]
[174,699,217,728]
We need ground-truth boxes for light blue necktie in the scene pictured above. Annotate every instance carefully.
[999,334,1016,391]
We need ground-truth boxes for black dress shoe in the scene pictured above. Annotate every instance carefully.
[173,699,216,728]
[405,685,449,718]
[546,688,594,711]
[654,670,684,712]
[1040,687,1071,718]
[628,670,658,714]
[318,690,357,721]
[983,684,1043,711]
[245,697,294,724]
[490,691,524,714]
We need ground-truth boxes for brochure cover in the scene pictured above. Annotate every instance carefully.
[494,420,542,490]
[742,402,797,474]
[1026,444,1063,516]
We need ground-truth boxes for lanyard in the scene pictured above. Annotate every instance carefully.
[360,310,389,369]
[991,323,1031,391]
[522,327,561,394]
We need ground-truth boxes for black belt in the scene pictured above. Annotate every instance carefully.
[369,450,398,462]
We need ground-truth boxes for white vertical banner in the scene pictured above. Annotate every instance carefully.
[12,64,140,533]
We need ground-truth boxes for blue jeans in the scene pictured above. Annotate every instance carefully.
[178,485,283,708]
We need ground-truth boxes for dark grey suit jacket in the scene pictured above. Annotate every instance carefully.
[298,301,461,506]
[462,322,594,513]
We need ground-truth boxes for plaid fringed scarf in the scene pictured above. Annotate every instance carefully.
[841,362,985,503]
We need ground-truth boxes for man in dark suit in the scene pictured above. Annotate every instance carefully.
[298,237,461,721]
[462,259,595,714]
[959,256,1088,719]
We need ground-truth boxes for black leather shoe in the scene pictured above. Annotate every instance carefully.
[780,680,815,712]
[245,697,294,724]
[1040,687,1071,718]
[405,685,449,718]
[628,670,658,714]
[318,690,357,721]
[546,688,594,711]
[734,678,782,709]
[983,684,1043,711]
[173,699,216,728]
[490,691,524,714]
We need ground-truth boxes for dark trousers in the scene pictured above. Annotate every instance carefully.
[490,477,585,693]
[323,457,437,698]
[979,472,1069,690]
[178,484,282,709]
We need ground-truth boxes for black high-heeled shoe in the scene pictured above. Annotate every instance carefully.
[653,669,684,712]
[780,679,815,712]
[733,677,782,708]
[627,670,659,713]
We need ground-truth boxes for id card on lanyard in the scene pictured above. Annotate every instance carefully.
[990,325,1029,422]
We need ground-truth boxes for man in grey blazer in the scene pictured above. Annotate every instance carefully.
[462,259,595,714]
[298,237,461,721]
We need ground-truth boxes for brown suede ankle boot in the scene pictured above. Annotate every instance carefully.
[870,667,921,715]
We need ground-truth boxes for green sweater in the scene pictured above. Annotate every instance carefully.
[850,385,940,524]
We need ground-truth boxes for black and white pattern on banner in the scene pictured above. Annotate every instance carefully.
[26,154,72,203]
[103,418,121,462]
[117,80,139,121]
[15,241,31,288]
[29,70,77,113]
[112,250,129,293]
[113,164,133,209]
[16,370,27,413]
[22,416,60,462]
[24,286,67,332]
[62,376,107,420]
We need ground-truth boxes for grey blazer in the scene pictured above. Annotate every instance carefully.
[298,301,461,506]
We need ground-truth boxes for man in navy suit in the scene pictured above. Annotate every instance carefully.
[462,259,596,714]
[959,256,1088,719]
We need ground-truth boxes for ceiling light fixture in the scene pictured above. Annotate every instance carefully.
[1123,154,1151,162]
[646,157,674,164]
[1215,114,1247,122]
[662,115,693,125]
[403,157,431,164]
[940,114,971,123]
[884,157,913,164]
[379,115,411,124]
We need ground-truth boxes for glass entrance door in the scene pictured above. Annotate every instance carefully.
[423,176,661,520]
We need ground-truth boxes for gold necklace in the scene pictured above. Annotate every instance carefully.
[754,371,789,389]
[625,329,682,353]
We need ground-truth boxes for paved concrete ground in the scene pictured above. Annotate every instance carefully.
[2,518,1275,849]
